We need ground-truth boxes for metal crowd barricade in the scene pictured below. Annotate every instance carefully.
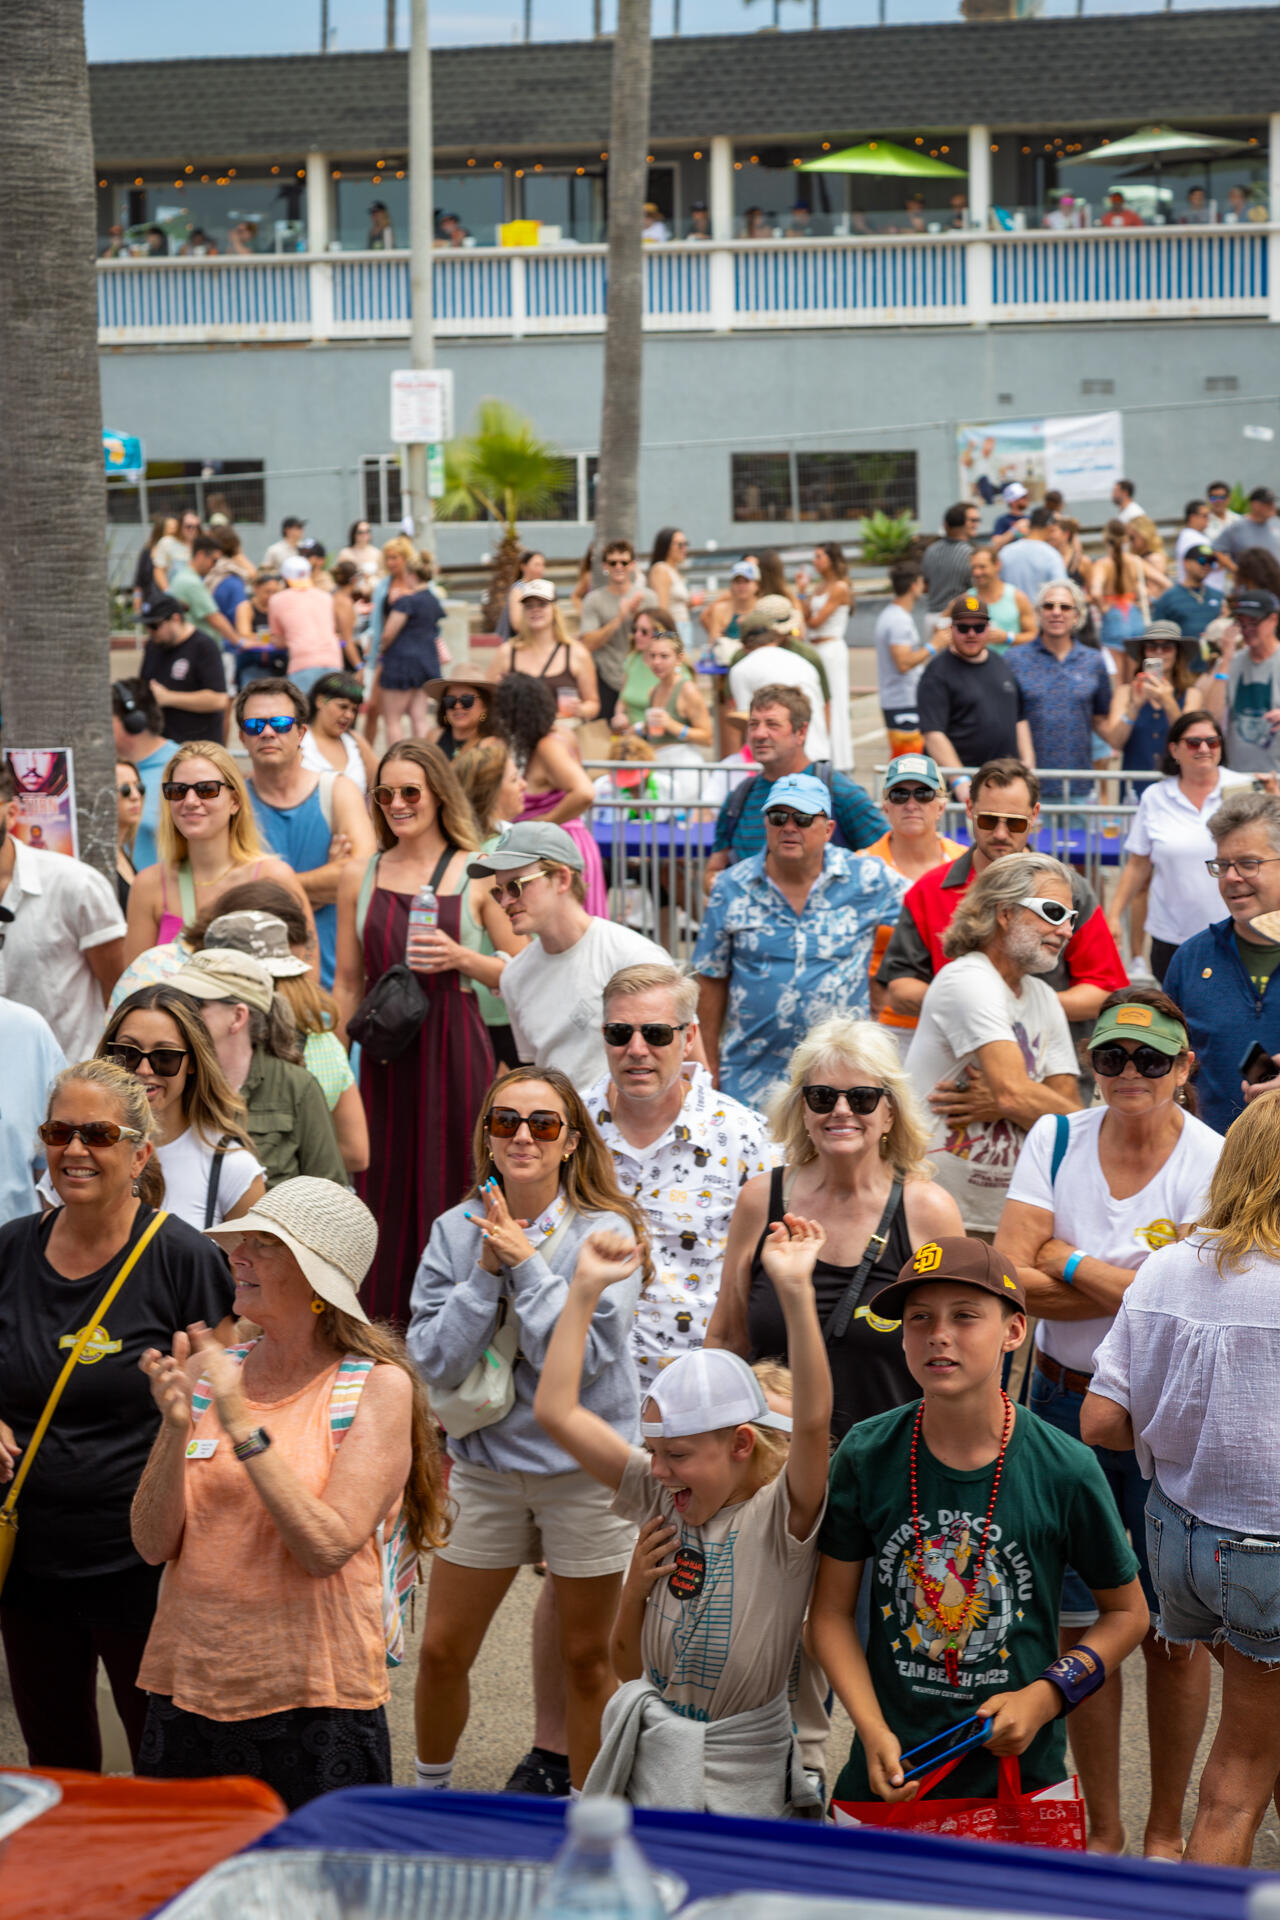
[582,762,1161,964]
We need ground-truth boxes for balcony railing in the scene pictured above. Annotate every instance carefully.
[97,226,1279,346]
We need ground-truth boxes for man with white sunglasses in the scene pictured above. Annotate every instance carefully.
[907,851,1081,1234]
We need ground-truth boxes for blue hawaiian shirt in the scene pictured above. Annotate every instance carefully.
[1007,638,1112,800]
[692,848,908,1110]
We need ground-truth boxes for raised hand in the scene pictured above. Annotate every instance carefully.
[572,1229,642,1297]
[468,1176,536,1274]
[758,1213,827,1294]
[140,1328,195,1433]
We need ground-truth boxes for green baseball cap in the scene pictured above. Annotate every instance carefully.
[1089,1001,1187,1057]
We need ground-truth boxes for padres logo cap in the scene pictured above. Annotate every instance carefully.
[868,1235,1026,1322]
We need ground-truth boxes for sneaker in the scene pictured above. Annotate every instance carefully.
[503,1748,572,1797]
[1127,955,1155,983]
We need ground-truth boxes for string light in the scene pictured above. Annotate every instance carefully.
[733,161,742,170]
[228,167,237,176]
[749,154,758,164]
[646,154,654,163]
[534,163,543,172]
[940,145,949,154]
[576,166,585,175]
[134,176,143,185]
[269,165,279,175]
[396,169,405,177]
[494,160,503,169]
[915,137,923,146]
[467,157,476,166]
[98,177,108,188]
[515,167,525,177]
[990,143,999,153]
[332,168,343,178]
[297,168,306,177]
[693,149,702,159]
[821,141,830,150]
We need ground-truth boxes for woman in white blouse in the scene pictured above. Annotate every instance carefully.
[1084,1095,1280,1868]
[1106,710,1244,984]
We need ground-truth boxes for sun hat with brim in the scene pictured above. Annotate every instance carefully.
[165,948,275,1015]
[869,1236,1026,1324]
[467,820,584,877]
[1089,1001,1187,1057]
[202,910,309,979]
[423,665,494,707]
[641,1348,791,1439]
[204,1176,376,1325]
[1123,619,1201,662]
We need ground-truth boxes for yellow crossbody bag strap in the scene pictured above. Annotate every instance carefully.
[0,1209,169,1522]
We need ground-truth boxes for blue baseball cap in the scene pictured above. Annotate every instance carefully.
[766,772,830,817]
[885,752,945,794]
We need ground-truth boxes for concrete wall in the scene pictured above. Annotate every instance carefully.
[100,319,1280,566]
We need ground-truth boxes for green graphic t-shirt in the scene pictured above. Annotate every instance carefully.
[820,1401,1138,1801]
[1236,932,1280,1000]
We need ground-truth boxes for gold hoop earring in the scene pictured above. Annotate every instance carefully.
[311,1297,326,1315]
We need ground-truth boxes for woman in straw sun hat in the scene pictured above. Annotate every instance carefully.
[131,1177,448,1808]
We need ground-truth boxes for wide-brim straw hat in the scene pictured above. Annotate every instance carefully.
[423,665,494,707]
[204,1176,377,1324]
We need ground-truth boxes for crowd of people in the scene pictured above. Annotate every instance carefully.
[8,481,1280,1870]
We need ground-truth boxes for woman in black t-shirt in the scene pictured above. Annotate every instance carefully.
[706,1018,964,1440]
[0,1059,234,1772]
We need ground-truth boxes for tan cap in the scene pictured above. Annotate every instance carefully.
[165,947,275,1015]
[205,1177,376,1324]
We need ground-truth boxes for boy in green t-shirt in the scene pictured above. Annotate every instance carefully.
[812,1237,1146,1807]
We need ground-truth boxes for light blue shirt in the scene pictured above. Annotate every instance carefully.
[132,738,179,871]
[0,999,66,1227]
[692,848,908,1110]
[997,539,1067,599]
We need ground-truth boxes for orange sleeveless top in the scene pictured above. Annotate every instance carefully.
[138,1358,389,1719]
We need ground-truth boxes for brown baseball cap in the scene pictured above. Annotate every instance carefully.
[947,593,988,624]
[869,1236,1026,1321]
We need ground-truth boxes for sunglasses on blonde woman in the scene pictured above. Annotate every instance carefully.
[486,1107,566,1141]
[373,783,425,807]
[39,1120,143,1148]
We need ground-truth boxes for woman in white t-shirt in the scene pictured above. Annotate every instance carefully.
[995,986,1221,1862]
[98,987,265,1230]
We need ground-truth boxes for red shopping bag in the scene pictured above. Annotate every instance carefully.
[832,1752,1086,1851]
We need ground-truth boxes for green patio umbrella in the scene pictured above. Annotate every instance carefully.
[1060,125,1246,168]
[801,141,967,179]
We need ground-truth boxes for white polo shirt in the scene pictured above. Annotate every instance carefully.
[1123,771,1251,948]
[0,839,125,1063]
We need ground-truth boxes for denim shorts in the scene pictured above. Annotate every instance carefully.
[1146,1480,1280,1666]
[1029,1364,1156,1627]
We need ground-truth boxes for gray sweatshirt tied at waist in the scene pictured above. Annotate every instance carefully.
[406,1200,642,1475]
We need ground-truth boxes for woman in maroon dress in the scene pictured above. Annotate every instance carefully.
[335,742,516,1325]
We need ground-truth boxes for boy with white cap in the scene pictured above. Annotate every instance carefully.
[534,1215,832,1815]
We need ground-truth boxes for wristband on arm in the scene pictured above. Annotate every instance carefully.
[1061,1250,1087,1286]
[1041,1644,1106,1714]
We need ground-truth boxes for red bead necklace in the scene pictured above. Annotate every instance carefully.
[908,1389,1013,1686]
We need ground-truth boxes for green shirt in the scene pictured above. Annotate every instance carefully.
[242,1048,348,1190]
[169,565,223,645]
[820,1401,1138,1801]
[1236,931,1280,998]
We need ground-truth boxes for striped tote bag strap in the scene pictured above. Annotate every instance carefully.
[330,1356,375,1440]
[190,1342,256,1423]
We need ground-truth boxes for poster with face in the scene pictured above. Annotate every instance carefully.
[7,750,77,857]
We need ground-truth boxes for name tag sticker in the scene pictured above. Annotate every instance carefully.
[668,1544,706,1600]
[185,1436,219,1460]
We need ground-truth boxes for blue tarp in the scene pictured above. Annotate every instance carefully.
[243,1788,1271,1918]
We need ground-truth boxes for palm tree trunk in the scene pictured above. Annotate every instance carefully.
[0,0,116,881]
[593,0,652,575]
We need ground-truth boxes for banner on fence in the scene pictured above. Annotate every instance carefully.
[957,411,1124,508]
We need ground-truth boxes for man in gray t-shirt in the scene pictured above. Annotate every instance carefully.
[874,564,932,750]
[1208,589,1280,772]
[920,502,976,617]
[579,539,657,720]
[1215,492,1280,576]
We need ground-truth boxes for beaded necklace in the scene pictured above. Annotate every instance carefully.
[908,1389,1013,1685]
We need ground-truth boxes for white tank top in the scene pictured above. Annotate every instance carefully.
[807,589,849,644]
[300,728,366,794]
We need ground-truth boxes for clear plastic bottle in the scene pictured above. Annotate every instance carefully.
[405,880,438,966]
[534,1796,665,1919]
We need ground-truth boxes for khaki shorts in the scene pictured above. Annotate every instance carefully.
[438,1458,637,1579]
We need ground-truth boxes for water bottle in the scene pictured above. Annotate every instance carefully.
[405,879,437,967]
[535,1796,664,1919]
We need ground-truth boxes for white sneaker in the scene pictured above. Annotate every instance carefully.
[1127,956,1155,983]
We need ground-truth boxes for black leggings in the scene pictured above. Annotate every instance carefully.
[0,1561,161,1770]
[138,1696,392,1810]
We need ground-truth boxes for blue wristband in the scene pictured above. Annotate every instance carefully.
[1042,1644,1106,1714]
[1061,1250,1087,1286]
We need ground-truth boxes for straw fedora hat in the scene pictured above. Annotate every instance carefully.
[204,1176,377,1323]
[423,664,494,707]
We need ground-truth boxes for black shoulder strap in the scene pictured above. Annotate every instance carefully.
[429,842,456,893]
[750,1166,787,1270]
[825,1180,904,1344]
[204,1134,233,1230]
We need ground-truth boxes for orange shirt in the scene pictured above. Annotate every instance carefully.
[139,1358,390,1720]
[866,832,966,1032]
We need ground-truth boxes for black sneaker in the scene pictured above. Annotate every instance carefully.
[503,1748,572,1797]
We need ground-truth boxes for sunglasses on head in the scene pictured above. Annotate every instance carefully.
[39,1120,143,1149]
[802,1085,886,1115]
[117,780,145,799]
[602,1021,688,1049]
[486,1107,566,1141]
[974,810,1030,834]
[373,783,425,807]
[886,785,938,806]
[162,779,229,803]
[764,807,821,829]
[1019,895,1077,929]
[442,692,479,712]
[104,1042,191,1078]
[1090,1043,1175,1080]
[241,715,299,736]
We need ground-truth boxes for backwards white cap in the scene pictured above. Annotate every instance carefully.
[641,1349,792,1440]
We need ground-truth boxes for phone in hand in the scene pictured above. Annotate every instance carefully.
[1240,1041,1278,1088]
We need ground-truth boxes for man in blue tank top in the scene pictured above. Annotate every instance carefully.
[236,680,376,986]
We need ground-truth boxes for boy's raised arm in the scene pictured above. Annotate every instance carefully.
[760,1215,835,1538]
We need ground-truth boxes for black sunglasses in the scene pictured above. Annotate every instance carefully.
[602,1021,688,1049]
[1090,1043,1175,1080]
[486,1107,566,1141]
[117,780,145,799]
[802,1085,886,1115]
[886,785,938,806]
[442,692,479,712]
[764,807,821,829]
[104,1042,191,1078]
[162,779,229,802]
